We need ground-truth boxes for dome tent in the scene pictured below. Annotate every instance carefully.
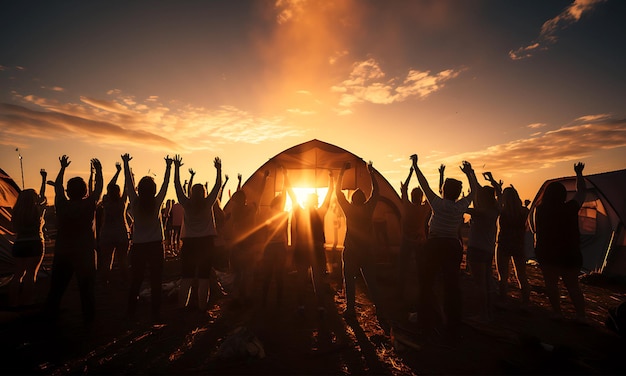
[529,169,626,277]
[0,168,20,280]
[223,139,402,261]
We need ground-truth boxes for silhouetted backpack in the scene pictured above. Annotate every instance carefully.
[606,301,626,338]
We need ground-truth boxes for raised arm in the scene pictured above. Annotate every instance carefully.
[218,174,229,202]
[54,155,71,201]
[411,154,436,202]
[39,169,47,204]
[90,158,104,201]
[108,162,122,189]
[438,164,445,195]
[572,162,586,207]
[401,166,413,203]
[283,167,299,209]
[188,168,196,191]
[366,161,380,208]
[483,171,503,203]
[237,173,242,191]
[319,170,334,214]
[121,153,137,202]
[335,162,350,210]
[173,155,187,204]
[206,157,222,205]
[460,161,478,202]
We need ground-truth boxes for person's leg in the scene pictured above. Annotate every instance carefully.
[540,263,562,317]
[148,242,164,319]
[440,239,463,338]
[360,246,380,311]
[178,240,194,308]
[417,239,437,332]
[562,267,586,320]
[115,238,130,285]
[312,246,327,309]
[512,254,530,306]
[22,252,44,306]
[342,248,358,316]
[469,259,488,321]
[45,252,74,320]
[197,237,214,311]
[127,244,147,318]
[293,248,309,308]
[98,242,114,285]
[496,244,511,298]
[75,250,97,324]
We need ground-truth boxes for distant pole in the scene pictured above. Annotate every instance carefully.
[16,148,24,189]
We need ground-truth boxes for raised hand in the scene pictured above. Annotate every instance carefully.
[91,158,102,171]
[482,171,494,182]
[121,153,132,163]
[189,168,196,176]
[40,169,47,178]
[59,155,71,168]
[165,155,174,167]
[224,174,229,182]
[574,162,585,174]
[410,154,418,164]
[367,160,374,170]
[460,161,473,175]
[214,157,221,169]
[115,162,122,172]
[439,164,445,174]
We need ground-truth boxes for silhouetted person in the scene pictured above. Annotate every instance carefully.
[535,162,587,322]
[411,154,477,342]
[123,153,172,322]
[336,161,381,320]
[170,200,184,251]
[259,168,289,308]
[465,178,500,323]
[288,169,334,315]
[228,172,266,309]
[9,168,47,308]
[173,155,222,312]
[45,156,103,325]
[397,166,431,317]
[98,162,130,287]
[487,173,531,308]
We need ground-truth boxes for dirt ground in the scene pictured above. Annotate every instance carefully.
[1,255,626,375]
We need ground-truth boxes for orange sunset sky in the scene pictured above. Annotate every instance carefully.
[1,0,625,204]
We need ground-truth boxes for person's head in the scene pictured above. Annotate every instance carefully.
[107,184,121,200]
[305,193,319,209]
[137,176,156,198]
[442,178,462,201]
[14,189,38,212]
[410,187,423,204]
[351,189,366,205]
[231,190,246,207]
[542,182,567,205]
[270,193,285,211]
[476,185,497,208]
[190,184,206,201]
[12,189,39,227]
[67,177,87,199]
[502,186,522,208]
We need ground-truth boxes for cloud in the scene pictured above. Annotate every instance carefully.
[527,122,547,129]
[0,90,305,151]
[509,0,606,60]
[430,116,626,174]
[332,58,464,111]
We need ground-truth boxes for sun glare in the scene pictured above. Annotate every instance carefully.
[284,187,329,211]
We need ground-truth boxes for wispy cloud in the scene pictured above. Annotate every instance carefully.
[428,115,626,174]
[527,122,547,129]
[0,90,305,151]
[509,0,606,60]
[331,58,464,113]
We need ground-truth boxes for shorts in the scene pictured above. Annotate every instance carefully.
[12,239,44,258]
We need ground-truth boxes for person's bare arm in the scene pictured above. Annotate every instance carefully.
[438,164,445,195]
[411,154,436,201]
[55,155,70,201]
[218,174,229,202]
[121,153,137,202]
[90,158,104,201]
[206,157,222,205]
[173,155,187,204]
[367,161,380,208]
[572,162,586,206]
[38,169,47,204]
[319,170,334,214]
[282,167,298,209]
[335,162,350,211]
[188,168,196,190]
[156,155,173,203]
[401,166,413,203]
[460,161,478,202]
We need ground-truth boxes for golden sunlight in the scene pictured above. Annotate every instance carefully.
[284,187,329,211]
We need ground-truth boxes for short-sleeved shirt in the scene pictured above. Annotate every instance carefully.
[424,191,471,239]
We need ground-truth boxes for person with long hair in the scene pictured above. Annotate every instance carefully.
[98,162,130,287]
[122,153,172,322]
[9,169,48,308]
[45,156,103,325]
[465,182,500,323]
[535,162,587,322]
[173,155,222,312]
[486,173,531,308]
[335,161,380,320]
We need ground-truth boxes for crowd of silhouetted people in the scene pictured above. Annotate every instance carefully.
[7,152,590,347]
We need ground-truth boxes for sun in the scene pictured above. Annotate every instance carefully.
[284,187,329,211]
